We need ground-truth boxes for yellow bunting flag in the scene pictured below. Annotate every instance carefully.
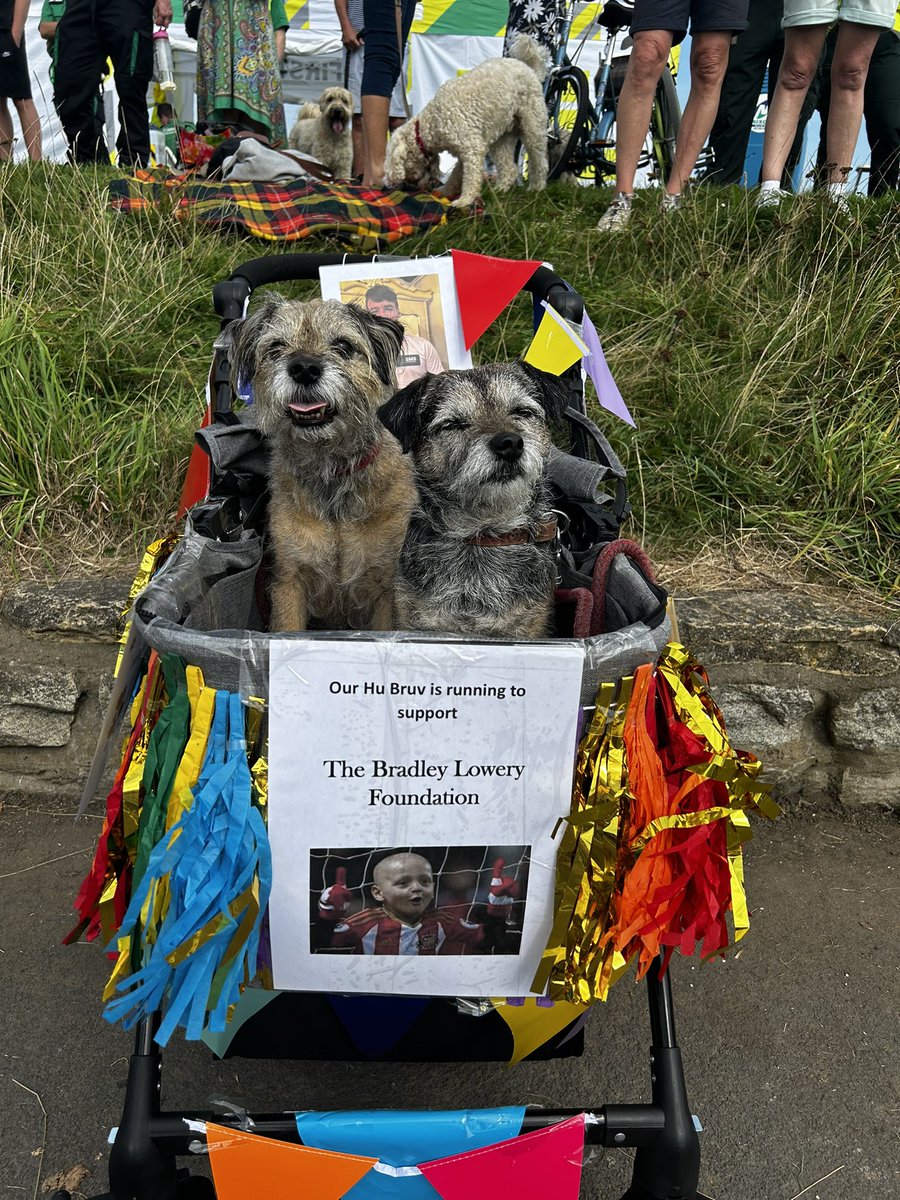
[206,1123,377,1200]
[523,304,589,376]
[490,998,589,1066]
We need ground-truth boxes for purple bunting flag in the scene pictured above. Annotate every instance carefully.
[581,311,635,428]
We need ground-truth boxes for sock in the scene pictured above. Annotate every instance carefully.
[759,179,781,192]
[827,181,847,200]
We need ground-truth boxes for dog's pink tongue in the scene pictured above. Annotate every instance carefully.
[332,119,345,135]
[289,401,327,415]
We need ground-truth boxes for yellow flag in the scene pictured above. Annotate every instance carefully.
[523,305,588,376]
[491,997,590,1065]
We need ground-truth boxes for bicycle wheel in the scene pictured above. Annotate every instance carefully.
[545,66,592,181]
[649,66,680,185]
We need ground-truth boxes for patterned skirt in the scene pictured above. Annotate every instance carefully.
[196,0,287,145]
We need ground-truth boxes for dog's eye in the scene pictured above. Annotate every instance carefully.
[332,338,356,358]
[510,406,541,420]
[267,339,288,357]
[432,418,471,434]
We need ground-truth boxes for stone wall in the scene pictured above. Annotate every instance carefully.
[1,580,897,811]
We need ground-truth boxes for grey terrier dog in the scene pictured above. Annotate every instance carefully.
[376,362,563,638]
[230,293,416,632]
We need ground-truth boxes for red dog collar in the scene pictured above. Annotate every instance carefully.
[340,440,383,475]
[413,120,429,158]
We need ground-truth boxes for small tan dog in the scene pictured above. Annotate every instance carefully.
[288,87,354,179]
[230,294,416,632]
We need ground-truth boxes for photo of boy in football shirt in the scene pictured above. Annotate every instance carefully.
[327,851,484,956]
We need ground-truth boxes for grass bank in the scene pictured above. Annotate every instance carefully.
[1,163,897,599]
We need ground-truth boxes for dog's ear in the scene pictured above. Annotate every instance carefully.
[516,360,570,421]
[377,374,436,453]
[345,304,405,386]
[229,291,285,390]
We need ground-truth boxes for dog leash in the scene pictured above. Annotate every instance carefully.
[394,0,413,120]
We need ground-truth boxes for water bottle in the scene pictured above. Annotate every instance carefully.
[153,29,176,92]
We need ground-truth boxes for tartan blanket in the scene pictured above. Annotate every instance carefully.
[107,172,449,249]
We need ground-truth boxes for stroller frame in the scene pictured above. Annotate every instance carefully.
[109,959,699,1200]
[83,254,703,1200]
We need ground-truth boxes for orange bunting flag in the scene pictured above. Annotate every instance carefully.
[450,249,541,349]
[419,1114,586,1200]
[206,1122,377,1200]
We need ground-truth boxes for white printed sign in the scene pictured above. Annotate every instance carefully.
[267,639,585,996]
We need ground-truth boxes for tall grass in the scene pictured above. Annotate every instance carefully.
[0,162,897,598]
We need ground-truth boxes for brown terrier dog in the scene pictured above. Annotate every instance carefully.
[230,294,416,632]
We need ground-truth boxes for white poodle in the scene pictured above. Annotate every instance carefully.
[384,35,550,209]
[288,87,354,180]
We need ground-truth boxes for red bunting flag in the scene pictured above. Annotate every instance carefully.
[450,249,541,350]
[419,1114,586,1200]
[206,1123,377,1200]
[177,402,212,519]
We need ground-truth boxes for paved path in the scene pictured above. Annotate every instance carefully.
[1,799,897,1200]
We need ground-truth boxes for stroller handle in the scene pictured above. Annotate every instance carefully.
[213,253,582,324]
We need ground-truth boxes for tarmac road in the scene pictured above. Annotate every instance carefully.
[1,797,897,1200]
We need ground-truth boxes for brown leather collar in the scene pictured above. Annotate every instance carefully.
[340,439,382,475]
[464,515,558,548]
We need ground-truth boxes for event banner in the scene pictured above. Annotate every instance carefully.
[267,640,584,996]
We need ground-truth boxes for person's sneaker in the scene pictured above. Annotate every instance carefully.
[825,185,851,215]
[661,191,682,212]
[755,184,791,209]
[597,192,634,231]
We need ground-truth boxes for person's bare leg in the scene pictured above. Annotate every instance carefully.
[666,31,732,194]
[351,112,365,176]
[361,93,390,186]
[0,100,13,161]
[613,30,674,194]
[760,24,828,183]
[14,98,42,162]
[823,21,881,185]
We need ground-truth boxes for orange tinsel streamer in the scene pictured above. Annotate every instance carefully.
[603,654,768,979]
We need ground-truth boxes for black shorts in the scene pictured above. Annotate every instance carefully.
[630,0,750,43]
[0,28,32,100]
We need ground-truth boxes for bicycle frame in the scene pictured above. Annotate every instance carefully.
[536,1,682,186]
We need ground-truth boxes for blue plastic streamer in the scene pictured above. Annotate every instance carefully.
[295,1108,526,1200]
[103,690,273,1047]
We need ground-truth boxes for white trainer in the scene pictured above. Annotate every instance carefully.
[755,185,791,209]
[597,192,635,231]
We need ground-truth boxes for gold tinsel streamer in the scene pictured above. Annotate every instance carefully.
[533,643,779,1004]
[531,678,634,1003]
[113,535,177,679]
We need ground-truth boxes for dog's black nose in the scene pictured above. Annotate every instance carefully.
[287,355,323,386]
[489,432,524,461]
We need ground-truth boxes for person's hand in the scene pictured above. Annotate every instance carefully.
[487,858,521,911]
[340,23,363,50]
[153,0,173,29]
[318,867,352,921]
